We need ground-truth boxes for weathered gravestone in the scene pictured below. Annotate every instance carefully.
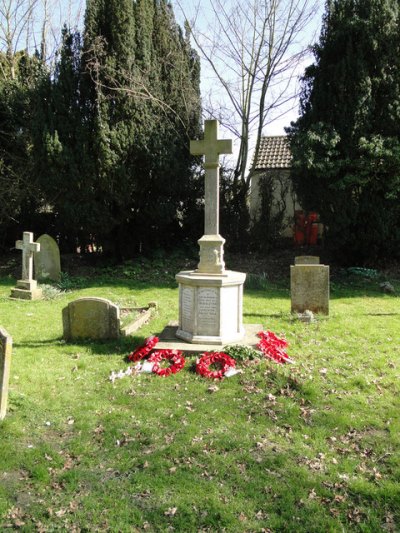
[294,256,320,265]
[63,298,120,340]
[34,234,61,282]
[10,231,42,300]
[291,263,330,315]
[0,327,12,420]
[63,298,156,341]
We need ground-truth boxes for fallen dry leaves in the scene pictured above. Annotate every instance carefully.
[164,507,177,517]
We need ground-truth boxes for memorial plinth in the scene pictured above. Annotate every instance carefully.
[176,270,246,344]
[176,120,246,345]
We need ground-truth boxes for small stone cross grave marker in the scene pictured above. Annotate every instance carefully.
[0,327,12,420]
[10,231,43,299]
[16,231,40,281]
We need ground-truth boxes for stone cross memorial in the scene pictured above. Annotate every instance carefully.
[190,119,232,235]
[10,231,43,300]
[0,327,12,420]
[176,120,246,344]
[190,120,232,274]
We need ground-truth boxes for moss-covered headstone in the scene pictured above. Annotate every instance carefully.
[34,234,61,282]
[62,298,120,340]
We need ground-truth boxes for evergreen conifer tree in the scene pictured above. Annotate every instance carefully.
[32,28,100,251]
[33,0,201,256]
[0,51,46,248]
[288,0,400,262]
[80,0,202,257]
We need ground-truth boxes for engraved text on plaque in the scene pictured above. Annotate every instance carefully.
[181,286,194,331]
[197,287,218,335]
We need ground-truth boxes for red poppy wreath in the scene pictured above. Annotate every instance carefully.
[196,352,236,379]
[257,330,293,364]
[127,335,159,362]
[148,349,186,377]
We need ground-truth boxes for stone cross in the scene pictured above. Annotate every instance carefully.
[190,120,232,235]
[16,232,40,281]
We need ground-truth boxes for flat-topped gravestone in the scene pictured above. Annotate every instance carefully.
[0,327,12,420]
[295,256,320,265]
[10,231,42,300]
[34,234,61,282]
[291,264,329,315]
[63,298,120,340]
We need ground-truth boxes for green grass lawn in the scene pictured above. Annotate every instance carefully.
[0,259,399,532]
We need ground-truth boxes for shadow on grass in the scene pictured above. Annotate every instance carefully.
[13,334,147,356]
[243,312,289,319]
[365,312,400,316]
[246,286,394,300]
[13,338,65,347]
[0,276,177,294]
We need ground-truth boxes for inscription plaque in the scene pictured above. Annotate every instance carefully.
[197,287,218,335]
[181,286,194,332]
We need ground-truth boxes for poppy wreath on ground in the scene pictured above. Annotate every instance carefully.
[196,352,236,379]
[257,330,293,364]
[147,349,186,376]
[127,335,159,362]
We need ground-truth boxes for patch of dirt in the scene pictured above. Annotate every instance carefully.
[226,246,331,282]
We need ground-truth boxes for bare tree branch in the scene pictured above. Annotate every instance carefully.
[176,0,319,192]
[0,0,84,74]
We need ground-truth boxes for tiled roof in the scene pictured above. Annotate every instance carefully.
[252,135,292,170]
